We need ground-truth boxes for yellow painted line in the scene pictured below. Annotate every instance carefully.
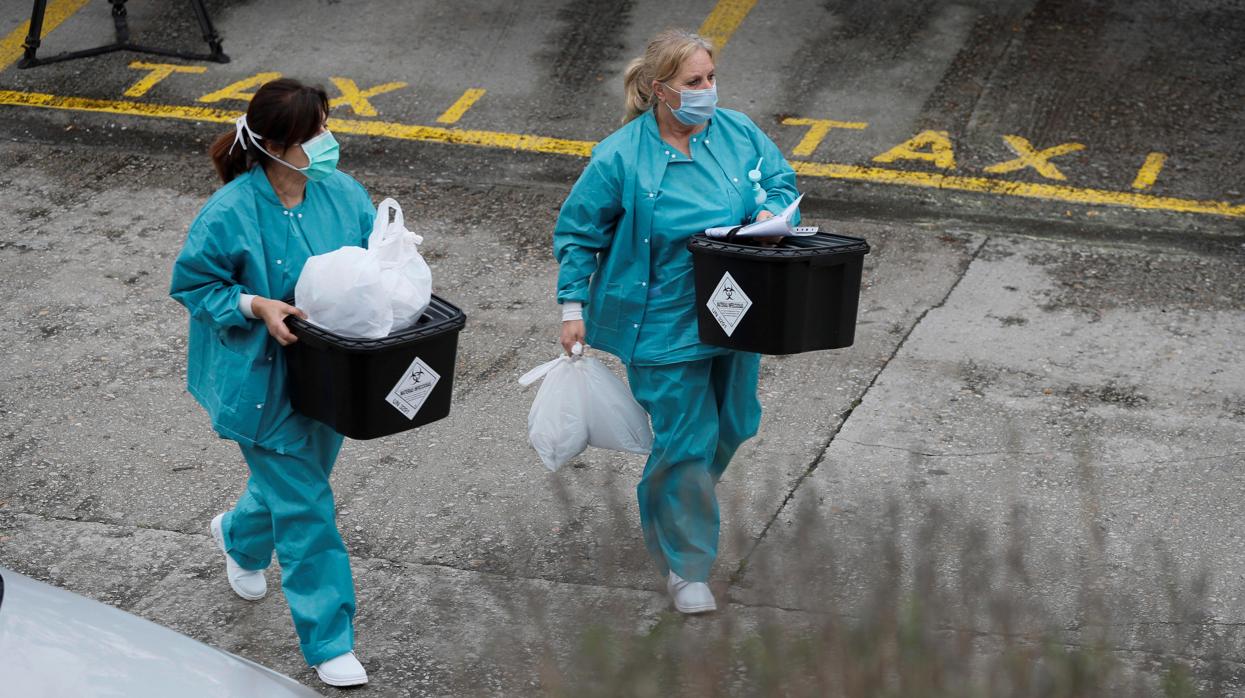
[790,161,1245,218]
[0,89,1240,219]
[0,89,595,157]
[0,0,92,72]
[983,134,1085,181]
[782,117,868,157]
[436,88,486,124]
[125,61,207,98]
[698,0,758,50]
[329,77,408,117]
[1132,152,1167,190]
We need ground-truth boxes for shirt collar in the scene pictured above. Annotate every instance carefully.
[642,108,715,148]
[250,165,283,206]
[250,164,312,211]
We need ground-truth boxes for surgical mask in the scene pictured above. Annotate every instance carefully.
[661,82,718,126]
[231,115,340,182]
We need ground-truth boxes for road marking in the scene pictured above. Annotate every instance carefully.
[436,88,486,125]
[873,130,957,170]
[0,0,91,72]
[698,0,758,50]
[781,117,868,157]
[197,72,281,104]
[0,90,595,157]
[329,77,408,117]
[0,89,1241,219]
[124,61,207,98]
[984,135,1085,181]
[792,161,1244,218]
[1132,152,1167,190]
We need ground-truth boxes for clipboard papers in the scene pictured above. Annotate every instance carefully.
[704,194,818,239]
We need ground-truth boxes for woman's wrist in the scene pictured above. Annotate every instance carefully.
[240,293,259,319]
[560,301,583,322]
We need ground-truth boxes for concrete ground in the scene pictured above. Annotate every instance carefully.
[0,0,1243,695]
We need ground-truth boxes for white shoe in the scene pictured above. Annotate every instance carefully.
[316,651,369,687]
[209,513,267,601]
[667,571,717,614]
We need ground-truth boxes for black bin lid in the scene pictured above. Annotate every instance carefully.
[688,232,870,261]
[287,294,466,351]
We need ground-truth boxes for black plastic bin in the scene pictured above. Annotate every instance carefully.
[283,295,466,440]
[688,232,870,355]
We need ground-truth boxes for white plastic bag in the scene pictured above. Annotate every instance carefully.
[295,246,393,339]
[580,358,653,455]
[519,346,653,472]
[520,355,589,472]
[370,198,432,332]
[294,198,432,339]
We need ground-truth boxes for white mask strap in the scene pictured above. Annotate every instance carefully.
[228,115,249,155]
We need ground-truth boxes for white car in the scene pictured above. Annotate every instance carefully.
[0,566,321,697]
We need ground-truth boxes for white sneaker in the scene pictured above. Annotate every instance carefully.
[667,571,717,614]
[316,651,368,687]
[209,513,267,601]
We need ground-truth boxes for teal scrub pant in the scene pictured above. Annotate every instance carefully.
[626,352,762,583]
[220,425,355,666]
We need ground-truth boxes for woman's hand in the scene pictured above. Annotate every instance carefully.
[252,297,306,346]
[560,319,585,356]
[754,210,783,247]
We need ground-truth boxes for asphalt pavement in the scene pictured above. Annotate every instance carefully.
[0,0,1243,695]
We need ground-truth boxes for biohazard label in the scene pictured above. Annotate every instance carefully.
[385,356,441,420]
[706,271,752,337]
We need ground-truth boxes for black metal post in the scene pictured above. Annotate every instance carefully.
[18,0,49,68]
[110,0,130,44]
[188,0,229,63]
[16,0,230,68]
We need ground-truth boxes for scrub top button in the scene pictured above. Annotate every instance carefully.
[664,150,669,155]
[733,177,739,182]
[633,323,639,328]
[276,259,283,265]
[297,213,303,219]
[256,403,263,409]
[643,238,649,243]
[641,281,647,286]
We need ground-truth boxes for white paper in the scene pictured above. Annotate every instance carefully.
[705,194,811,239]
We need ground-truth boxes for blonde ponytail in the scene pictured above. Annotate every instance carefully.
[621,29,714,124]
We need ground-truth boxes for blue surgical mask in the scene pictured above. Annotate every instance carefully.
[661,82,718,126]
[294,131,341,182]
[233,116,340,182]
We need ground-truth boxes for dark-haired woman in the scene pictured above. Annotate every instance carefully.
[170,78,373,687]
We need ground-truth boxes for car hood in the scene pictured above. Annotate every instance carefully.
[0,567,321,697]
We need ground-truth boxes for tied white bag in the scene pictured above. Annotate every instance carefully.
[295,246,392,339]
[370,198,432,333]
[520,354,589,472]
[519,345,653,472]
[293,197,432,339]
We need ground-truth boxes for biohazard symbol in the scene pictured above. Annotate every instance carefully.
[724,285,736,300]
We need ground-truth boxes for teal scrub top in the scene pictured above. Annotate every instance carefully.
[553,108,800,366]
[170,166,375,450]
[635,135,737,365]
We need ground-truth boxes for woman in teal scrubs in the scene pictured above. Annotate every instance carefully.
[170,79,372,687]
[553,29,800,613]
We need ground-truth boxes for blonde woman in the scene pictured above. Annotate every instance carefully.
[552,29,801,612]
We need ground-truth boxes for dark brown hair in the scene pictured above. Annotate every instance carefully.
[208,78,330,183]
